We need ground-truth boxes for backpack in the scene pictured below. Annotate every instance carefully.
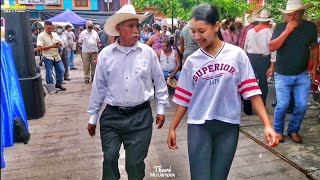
[13,117,30,144]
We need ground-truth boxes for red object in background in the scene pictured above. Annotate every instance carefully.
[120,0,129,6]
[309,60,320,92]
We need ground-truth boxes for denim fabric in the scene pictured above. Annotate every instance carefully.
[163,71,180,80]
[188,120,239,180]
[66,49,75,69]
[274,71,311,135]
[43,57,65,85]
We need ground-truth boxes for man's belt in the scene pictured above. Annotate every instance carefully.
[247,53,271,57]
[107,101,150,114]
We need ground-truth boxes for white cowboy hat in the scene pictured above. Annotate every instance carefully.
[235,17,242,23]
[166,78,178,88]
[253,9,273,22]
[280,0,313,14]
[104,4,145,36]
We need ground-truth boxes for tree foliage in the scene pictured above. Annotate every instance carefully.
[132,0,319,22]
[265,0,319,23]
[132,0,251,21]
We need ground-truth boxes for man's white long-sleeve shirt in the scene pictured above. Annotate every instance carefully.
[244,27,276,62]
[87,40,169,125]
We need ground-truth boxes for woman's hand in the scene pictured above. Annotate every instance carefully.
[167,129,178,149]
[264,126,279,147]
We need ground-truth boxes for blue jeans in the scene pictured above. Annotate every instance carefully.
[66,49,75,69]
[274,71,311,135]
[163,71,180,80]
[43,57,65,85]
[188,120,239,180]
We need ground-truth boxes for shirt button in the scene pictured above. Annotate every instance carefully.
[126,90,128,92]
[126,77,128,79]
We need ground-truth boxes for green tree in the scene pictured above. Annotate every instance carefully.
[265,0,320,23]
[132,0,251,21]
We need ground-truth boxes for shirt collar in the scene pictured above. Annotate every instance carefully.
[113,38,142,54]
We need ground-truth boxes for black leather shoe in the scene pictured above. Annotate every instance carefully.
[55,84,66,91]
[64,77,71,81]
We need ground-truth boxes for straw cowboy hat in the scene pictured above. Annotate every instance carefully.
[94,24,101,31]
[252,9,273,22]
[104,4,145,36]
[166,78,178,88]
[280,0,313,14]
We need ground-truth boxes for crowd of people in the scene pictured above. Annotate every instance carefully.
[31,0,320,179]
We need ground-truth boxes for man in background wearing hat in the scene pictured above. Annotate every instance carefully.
[243,8,276,116]
[239,13,257,49]
[87,4,169,180]
[269,0,319,143]
[235,17,243,35]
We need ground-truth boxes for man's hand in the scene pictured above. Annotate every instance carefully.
[310,68,317,81]
[156,114,165,129]
[87,123,96,137]
[57,42,62,48]
[285,20,298,33]
[264,126,279,147]
[51,44,59,48]
[169,73,175,79]
[167,129,178,149]
[93,57,97,64]
[266,67,274,77]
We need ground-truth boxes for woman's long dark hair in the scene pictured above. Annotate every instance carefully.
[191,4,223,40]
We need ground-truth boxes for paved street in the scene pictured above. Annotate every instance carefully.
[1,55,313,180]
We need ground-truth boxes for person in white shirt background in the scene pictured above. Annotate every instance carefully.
[78,21,100,84]
[56,26,70,82]
[243,8,277,116]
[167,4,279,180]
[87,5,169,180]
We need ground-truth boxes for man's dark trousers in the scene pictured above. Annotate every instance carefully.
[61,49,69,79]
[100,103,153,180]
[243,54,271,111]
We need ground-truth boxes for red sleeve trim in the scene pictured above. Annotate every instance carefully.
[176,86,192,97]
[174,93,190,103]
[240,86,260,95]
[238,79,257,89]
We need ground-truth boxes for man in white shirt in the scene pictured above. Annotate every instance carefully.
[87,5,169,180]
[78,21,100,83]
[56,26,70,81]
[243,9,276,115]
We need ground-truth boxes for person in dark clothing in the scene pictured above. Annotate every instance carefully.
[269,0,318,143]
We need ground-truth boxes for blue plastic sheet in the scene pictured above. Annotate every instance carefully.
[1,41,29,168]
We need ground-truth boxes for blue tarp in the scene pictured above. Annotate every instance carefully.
[46,9,87,26]
[1,41,29,169]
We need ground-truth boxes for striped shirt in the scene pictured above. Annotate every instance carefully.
[173,42,261,125]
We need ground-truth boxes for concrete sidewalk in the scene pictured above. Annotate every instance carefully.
[1,55,313,180]
[240,83,320,180]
